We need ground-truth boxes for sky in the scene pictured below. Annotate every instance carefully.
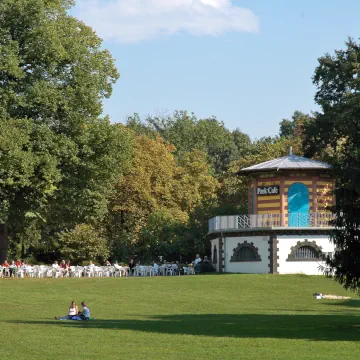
[73,0,360,139]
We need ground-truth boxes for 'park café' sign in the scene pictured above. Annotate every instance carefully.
[257,185,280,196]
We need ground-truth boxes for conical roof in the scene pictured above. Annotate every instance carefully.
[238,155,331,174]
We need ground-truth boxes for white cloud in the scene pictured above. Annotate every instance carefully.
[74,0,259,43]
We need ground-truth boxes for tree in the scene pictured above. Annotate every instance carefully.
[57,224,109,264]
[0,0,132,255]
[126,111,251,175]
[279,111,311,139]
[311,38,360,293]
[108,135,219,261]
[0,0,118,132]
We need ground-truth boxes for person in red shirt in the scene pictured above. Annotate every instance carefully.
[2,260,9,277]
[15,259,21,267]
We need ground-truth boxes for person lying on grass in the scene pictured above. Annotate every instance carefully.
[55,301,78,320]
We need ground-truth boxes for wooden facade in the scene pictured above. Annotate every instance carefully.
[248,171,335,225]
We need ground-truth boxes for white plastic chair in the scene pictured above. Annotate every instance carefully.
[165,265,174,276]
[152,266,159,276]
[46,268,54,278]
[74,266,84,278]
[38,266,47,278]
[144,266,153,277]
[26,267,35,278]
[114,264,123,277]
[94,266,103,277]
[135,266,146,277]
[159,266,166,276]
[103,266,112,277]
[16,269,25,278]
[54,268,62,278]
[85,266,94,277]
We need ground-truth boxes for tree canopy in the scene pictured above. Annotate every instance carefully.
[308,38,360,293]
[0,0,132,260]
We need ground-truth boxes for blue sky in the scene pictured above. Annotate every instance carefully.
[73,0,360,139]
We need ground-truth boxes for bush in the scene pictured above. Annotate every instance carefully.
[57,224,109,264]
[199,261,216,273]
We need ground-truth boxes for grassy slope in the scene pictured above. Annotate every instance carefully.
[0,275,359,360]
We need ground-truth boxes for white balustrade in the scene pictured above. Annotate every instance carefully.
[208,213,335,232]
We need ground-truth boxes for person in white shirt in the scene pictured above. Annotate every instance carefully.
[79,301,91,320]
[194,254,202,274]
[194,254,201,266]
[55,301,78,320]
[52,261,59,269]
[153,262,159,275]
[114,262,126,276]
[9,261,16,277]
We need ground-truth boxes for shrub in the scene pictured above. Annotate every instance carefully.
[199,261,216,273]
[57,224,109,264]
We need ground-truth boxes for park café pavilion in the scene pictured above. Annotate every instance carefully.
[208,150,336,275]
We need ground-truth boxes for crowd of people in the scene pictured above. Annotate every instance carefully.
[1,259,29,277]
[1,254,209,278]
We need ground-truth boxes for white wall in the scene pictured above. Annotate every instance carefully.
[224,236,270,274]
[277,235,335,275]
[210,238,220,272]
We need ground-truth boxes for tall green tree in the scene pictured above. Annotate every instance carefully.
[0,0,132,255]
[311,38,360,293]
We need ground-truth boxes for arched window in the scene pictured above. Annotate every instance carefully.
[230,241,261,262]
[237,247,256,261]
[287,240,323,262]
[295,246,318,259]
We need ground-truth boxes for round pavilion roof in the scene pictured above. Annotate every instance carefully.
[238,155,331,174]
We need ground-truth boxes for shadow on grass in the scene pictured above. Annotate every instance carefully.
[323,299,360,309]
[7,313,360,341]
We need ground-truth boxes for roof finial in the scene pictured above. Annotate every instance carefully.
[289,146,293,156]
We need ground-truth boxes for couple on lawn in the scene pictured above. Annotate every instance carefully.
[55,301,91,321]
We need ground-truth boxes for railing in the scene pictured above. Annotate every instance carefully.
[208,213,335,232]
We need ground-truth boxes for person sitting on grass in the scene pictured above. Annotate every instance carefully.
[55,301,79,320]
[78,301,91,320]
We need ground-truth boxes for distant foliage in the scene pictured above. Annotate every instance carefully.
[126,111,252,175]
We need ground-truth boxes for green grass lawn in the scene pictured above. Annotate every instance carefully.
[1,274,359,360]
